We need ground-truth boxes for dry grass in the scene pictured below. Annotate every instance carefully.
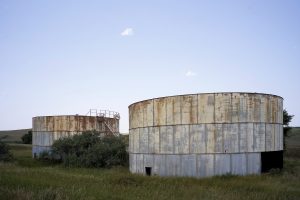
[0,128,299,200]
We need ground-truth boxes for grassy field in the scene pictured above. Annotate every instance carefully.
[0,129,31,143]
[285,127,300,158]
[0,129,299,200]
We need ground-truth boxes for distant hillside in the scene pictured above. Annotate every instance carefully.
[0,129,31,143]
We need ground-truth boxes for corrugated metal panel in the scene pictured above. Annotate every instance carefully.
[224,124,239,153]
[129,106,133,129]
[173,96,182,124]
[198,94,214,123]
[166,97,174,125]
[129,130,133,153]
[136,154,144,174]
[148,127,160,153]
[160,126,173,154]
[54,116,68,131]
[215,124,223,153]
[239,94,248,122]
[206,124,215,153]
[166,155,181,176]
[252,94,262,122]
[247,153,261,174]
[143,100,154,127]
[174,125,189,154]
[83,117,91,130]
[130,103,140,129]
[239,123,247,152]
[259,95,267,123]
[215,93,231,123]
[133,128,140,153]
[271,96,278,123]
[231,154,247,175]
[197,154,214,177]
[274,124,281,150]
[139,128,148,153]
[45,117,54,131]
[265,124,274,151]
[265,95,272,123]
[247,123,254,152]
[215,154,231,175]
[181,95,197,124]
[278,98,283,124]
[43,132,51,146]
[279,124,283,150]
[154,98,166,126]
[153,154,166,176]
[137,103,144,129]
[253,123,265,152]
[190,124,206,153]
[181,155,197,177]
[231,93,240,122]
[39,117,47,131]
[246,94,254,123]
[131,154,137,173]
[144,154,154,168]
[68,116,77,131]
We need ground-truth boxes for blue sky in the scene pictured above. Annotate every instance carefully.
[0,0,299,132]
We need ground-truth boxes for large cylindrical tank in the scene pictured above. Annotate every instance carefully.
[129,93,283,177]
[32,111,120,157]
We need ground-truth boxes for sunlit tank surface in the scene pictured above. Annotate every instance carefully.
[32,110,120,157]
[129,92,283,177]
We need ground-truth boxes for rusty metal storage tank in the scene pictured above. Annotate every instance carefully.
[129,93,283,177]
[32,110,120,158]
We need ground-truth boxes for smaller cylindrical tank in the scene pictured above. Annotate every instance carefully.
[32,110,120,157]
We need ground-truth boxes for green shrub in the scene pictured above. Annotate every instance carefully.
[21,130,32,144]
[51,131,128,168]
[0,140,13,161]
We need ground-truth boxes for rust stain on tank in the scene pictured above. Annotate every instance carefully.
[154,98,166,126]
[271,97,278,123]
[253,95,261,122]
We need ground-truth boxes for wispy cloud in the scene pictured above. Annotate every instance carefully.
[121,28,134,36]
[185,70,197,77]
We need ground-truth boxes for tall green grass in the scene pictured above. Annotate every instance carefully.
[1,130,300,200]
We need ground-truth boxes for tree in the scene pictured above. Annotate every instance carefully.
[0,140,13,161]
[283,109,294,150]
[21,130,32,144]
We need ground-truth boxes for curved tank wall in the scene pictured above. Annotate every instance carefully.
[128,92,283,177]
[32,115,119,157]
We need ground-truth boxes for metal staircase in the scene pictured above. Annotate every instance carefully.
[86,109,120,136]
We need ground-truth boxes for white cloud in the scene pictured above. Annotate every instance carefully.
[185,70,197,77]
[121,28,134,36]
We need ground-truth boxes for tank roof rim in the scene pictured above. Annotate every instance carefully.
[32,115,117,119]
[128,92,283,108]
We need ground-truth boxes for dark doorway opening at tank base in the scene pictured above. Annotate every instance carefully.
[145,167,152,176]
[261,151,283,173]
